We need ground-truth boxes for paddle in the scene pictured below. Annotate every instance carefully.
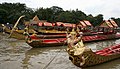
[9,15,25,38]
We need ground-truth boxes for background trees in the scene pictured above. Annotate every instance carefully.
[0,2,34,24]
[0,2,119,26]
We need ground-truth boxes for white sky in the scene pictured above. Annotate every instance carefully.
[1,0,120,19]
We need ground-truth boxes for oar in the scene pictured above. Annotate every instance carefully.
[9,15,25,38]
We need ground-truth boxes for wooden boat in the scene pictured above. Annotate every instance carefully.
[26,33,120,48]
[67,40,120,67]
[3,26,26,40]
[2,24,37,40]
[1,15,38,40]
[83,34,120,42]
[26,36,66,47]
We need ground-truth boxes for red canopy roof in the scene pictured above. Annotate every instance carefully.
[38,22,43,26]
[105,20,113,28]
[56,22,64,26]
[72,24,76,27]
[62,23,76,27]
[109,20,118,27]
[100,20,113,28]
[43,22,53,26]
[80,21,86,27]
[38,22,53,26]
[83,20,92,26]
[63,23,73,27]
[56,22,76,27]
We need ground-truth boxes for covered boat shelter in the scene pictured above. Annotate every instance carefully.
[77,20,93,32]
[98,20,118,34]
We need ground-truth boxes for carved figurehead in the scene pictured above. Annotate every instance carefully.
[67,28,85,55]
[66,28,87,66]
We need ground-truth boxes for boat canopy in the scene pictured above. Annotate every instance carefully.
[63,23,76,27]
[109,20,118,27]
[83,20,92,26]
[43,22,53,26]
[38,22,43,26]
[55,22,64,26]
[80,21,86,27]
[38,22,53,27]
[55,22,76,27]
[100,20,113,28]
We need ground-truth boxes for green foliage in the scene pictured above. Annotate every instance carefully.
[0,2,34,24]
[0,2,119,27]
[111,17,120,27]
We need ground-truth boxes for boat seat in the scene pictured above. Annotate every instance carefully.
[107,48,120,54]
[111,45,120,49]
[96,44,120,56]
[99,52,108,56]
[107,50,114,54]
[96,51,104,54]
[96,48,112,56]
[111,46,117,49]
[103,48,111,52]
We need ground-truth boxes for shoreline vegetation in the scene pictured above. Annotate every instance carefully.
[0,2,120,26]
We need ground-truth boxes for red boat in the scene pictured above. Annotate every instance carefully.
[67,41,120,68]
[26,33,120,48]
[26,37,66,47]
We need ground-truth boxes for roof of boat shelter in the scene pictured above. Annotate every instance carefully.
[100,20,113,27]
[109,20,118,27]
[78,20,92,27]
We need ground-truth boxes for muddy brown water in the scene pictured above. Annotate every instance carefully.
[0,33,120,69]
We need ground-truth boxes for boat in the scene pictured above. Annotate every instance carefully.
[1,15,37,40]
[25,19,120,47]
[26,36,66,47]
[66,30,120,67]
[83,34,120,42]
[67,43,120,67]
[25,33,120,48]
[4,26,26,40]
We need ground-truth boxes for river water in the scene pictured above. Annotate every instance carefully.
[0,33,120,69]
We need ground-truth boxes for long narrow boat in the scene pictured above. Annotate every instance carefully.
[3,25,37,40]
[26,33,120,48]
[67,43,120,67]
[26,37,66,47]
[3,26,26,40]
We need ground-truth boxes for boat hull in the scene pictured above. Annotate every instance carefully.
[26,34,120,48]
[68,49,120,67]
[4,27,25,40]
[26,40,65,47]
[4,26,35,40]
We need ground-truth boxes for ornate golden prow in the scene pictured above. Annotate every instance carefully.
[9,15,25,38]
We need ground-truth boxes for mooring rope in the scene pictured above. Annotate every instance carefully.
[42,42,66,69]
[42,52,59,69]
[42,29,69,69]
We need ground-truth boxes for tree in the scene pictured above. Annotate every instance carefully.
[94,14,103,26]
[0,9,8,23]
[0,2,34,24]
